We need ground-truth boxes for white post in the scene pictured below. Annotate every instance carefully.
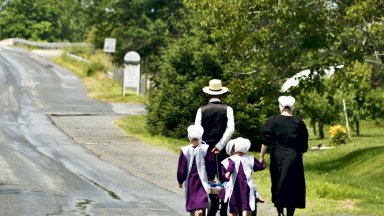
[343,98,351,139]
[123,51,141,96]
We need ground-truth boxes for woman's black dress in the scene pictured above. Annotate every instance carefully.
[262,115,309,208]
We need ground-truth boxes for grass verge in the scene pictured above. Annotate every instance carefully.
[114,115,186,153]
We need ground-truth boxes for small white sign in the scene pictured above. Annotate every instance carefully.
[103,38,116,53]
[123,64,141,95]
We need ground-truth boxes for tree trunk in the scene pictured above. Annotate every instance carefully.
[311,119,317,136]
[319,121,324,139]
[355,120,360,136]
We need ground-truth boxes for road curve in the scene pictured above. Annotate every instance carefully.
[0,46,184,215]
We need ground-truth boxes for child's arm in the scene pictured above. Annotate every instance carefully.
[224,171,231,179]
[177,150,188,188]
[224,158,235,179]
[220,164,227,181]
[253,157,266,171]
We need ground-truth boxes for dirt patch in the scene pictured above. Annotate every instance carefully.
[340,199,359,210]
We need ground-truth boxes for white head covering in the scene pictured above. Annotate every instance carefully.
[226,139,236,155]
[234,137,251,153]
[187,124,204,141]
[278,96,295,112]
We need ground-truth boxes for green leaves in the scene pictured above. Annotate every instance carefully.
[0,0,89,41]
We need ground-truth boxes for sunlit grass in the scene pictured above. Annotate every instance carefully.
[115,115,185,153]
[52,55,88,78]
[297,124,384,216]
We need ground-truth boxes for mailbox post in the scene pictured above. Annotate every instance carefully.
[123,51,141,96]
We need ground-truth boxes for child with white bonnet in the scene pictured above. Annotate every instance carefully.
[221,137,266,216]
[177,124,210,216]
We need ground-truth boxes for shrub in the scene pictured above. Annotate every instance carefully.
[86,61,105,77]
[329,124,349,145]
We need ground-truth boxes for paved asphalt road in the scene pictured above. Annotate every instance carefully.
[0,46,185,215]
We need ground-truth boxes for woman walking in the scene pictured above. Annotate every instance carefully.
[259,96,308,216]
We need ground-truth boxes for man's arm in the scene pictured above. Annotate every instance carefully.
[214,106,234,151]
[194,108,202,125]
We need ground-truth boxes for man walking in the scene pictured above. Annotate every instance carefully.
[195,79,235,216]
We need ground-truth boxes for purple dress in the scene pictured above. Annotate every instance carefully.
[177,145,210,212]
[223,157,265,213]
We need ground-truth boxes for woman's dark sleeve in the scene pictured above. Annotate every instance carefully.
[299,120,309,153]
[262,117,274,146]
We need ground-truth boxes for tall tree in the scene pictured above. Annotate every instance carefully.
[85,0,186,68]
[0,0,89,41]
[335,62,384,135]
[147,0,384,143]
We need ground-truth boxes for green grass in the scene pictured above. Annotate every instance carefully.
[301,138,384,216]
[265,122,383,216]
[114,115,186,153]
[116,115,384,216]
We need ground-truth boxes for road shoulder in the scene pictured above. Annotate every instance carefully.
[49,114,183,197]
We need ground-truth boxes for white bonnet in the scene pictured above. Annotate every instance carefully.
[187,124,204,140]
[226,138,236,155]
[278,96,295,112]
[234,137,251,153]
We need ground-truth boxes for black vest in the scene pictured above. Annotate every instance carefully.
[201,102,228,147]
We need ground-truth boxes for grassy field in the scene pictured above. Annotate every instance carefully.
[116,115,384,216]
[52,50,383,216]
[262,123,384,216]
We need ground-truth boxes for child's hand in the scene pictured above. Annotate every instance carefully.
[225,172,231,179]
[259,157,264,163]
[179,184,183,189]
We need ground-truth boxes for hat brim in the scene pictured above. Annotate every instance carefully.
[202,87,229,95]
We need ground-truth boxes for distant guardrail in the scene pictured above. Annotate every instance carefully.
[10,38,93,49]
[66,52,114,78]
[66,52,91,63]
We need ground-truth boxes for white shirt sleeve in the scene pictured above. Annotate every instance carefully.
[195,108,202,126]
[215,106,235,151]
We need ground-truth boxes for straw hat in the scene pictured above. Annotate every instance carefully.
[278,96,295,112]
[202,79,229,95]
